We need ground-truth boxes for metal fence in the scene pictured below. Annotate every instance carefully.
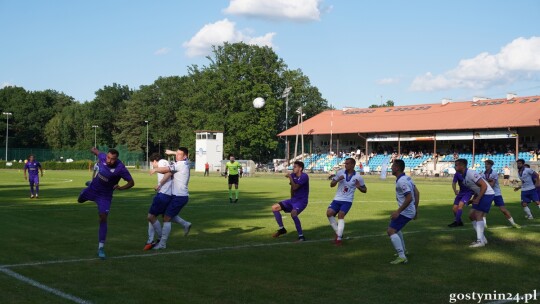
[0,147,144,166]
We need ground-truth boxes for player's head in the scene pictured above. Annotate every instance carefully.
[176,147,188,161]
[484,159,494,170]
[344,158,356,171]
[106,149,119,167]
[391,159,405,176]
[28,154,34,162]
[516,159,525,169]
[454,158,467,173]
[149,152,161,164]
[292,161,304,174]
[229,154,235,162]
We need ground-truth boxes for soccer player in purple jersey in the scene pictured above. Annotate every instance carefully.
[272,161,309,242]
[448,171,474,227]
[388,159,419,264]
[24,154,43,199]
[78,148,135,259]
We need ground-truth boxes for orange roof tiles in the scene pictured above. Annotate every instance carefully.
[278,96,540,136]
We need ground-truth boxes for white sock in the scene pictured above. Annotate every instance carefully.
[172,216,189,227]
[98,242,104,249]
[390,234,406,258]
[397,231,406,253]
[160,222,171,245]
[472,220,477,229]
[523,206,533,217]
[483,217,487,226]
[328,216,338,233]
[475,220,485,242]
[337,219,345,240]
[147,222,155,243]
[508,217,516,225]
[152,220,162,239]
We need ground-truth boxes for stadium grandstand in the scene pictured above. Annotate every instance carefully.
[278,94,540,176]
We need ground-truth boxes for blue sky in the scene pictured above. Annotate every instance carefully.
[1,0,539,109]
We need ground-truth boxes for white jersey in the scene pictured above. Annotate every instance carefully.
[483,169,501,196]
[395,174,417,219]
[157,159,172,195]
[332,169,365,202]
[463,169,495,195]
[519,167,537,191]
[169,159,190,196]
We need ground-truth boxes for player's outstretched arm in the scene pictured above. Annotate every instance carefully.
[90,147,100,156]
[413,185,420,219]
[164,149,176,156]
[152,167,172,174]
[114,179,135,191]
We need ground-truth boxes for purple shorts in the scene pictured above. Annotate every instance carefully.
[28,175,39,185]
[389,214,412,232]
[328,200,353,215]
[521,189,540,204]
[279,199,308,215]
[492,195,505,207]
[149,193,172,216]
[472,194,494,214]
[78,187,112,214]
[454,191,473,205]
[165,195,188,218]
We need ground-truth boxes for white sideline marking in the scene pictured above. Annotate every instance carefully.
[3,224,539,269]
[0,267,92,304]
[0,198,452,211]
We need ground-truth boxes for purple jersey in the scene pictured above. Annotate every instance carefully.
[88,152,133,196]
[291,172,309,203]
[24,161,41,176]
[453,172,473,194]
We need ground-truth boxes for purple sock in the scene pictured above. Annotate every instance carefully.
[99,221,108,243]
[29,184,34,195]
[273,211,284,227]
[35,185,39,195]
[455,209,463,223]
[292,216,303,236]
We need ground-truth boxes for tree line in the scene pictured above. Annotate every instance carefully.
[0,43,328,162]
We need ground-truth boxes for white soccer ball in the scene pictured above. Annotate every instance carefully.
[253,97,265,109]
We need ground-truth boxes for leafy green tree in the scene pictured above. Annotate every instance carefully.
[369,100,394,108]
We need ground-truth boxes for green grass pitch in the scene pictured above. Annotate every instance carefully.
[0,169,538,304]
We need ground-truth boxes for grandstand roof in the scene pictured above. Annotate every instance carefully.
[278,95,540,136]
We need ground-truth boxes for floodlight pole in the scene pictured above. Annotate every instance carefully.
[92,125,99,161]
[145,120,149,169]
[3,112,12,161]
[92,125,99,148]
[283,87,292,164]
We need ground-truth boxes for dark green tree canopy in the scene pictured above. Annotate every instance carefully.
[1,43,329,162]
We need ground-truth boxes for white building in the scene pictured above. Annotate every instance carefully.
[194,130,223,172]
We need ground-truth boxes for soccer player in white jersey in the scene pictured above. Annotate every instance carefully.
[482,160,520,229]
[151,147,192,249]
[327,158,367,246]
[454,159,494,248]
[388,159,419,265]
[143,153,173,250]
[513,159,540,219]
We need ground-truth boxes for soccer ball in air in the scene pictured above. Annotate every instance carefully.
[253,97,265,109]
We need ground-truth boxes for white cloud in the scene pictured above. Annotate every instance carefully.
[1,82,13,88]
[377,77,400,85]
[154,47,171,55]
[224,0,322,21]
[183,19,276,58]
[411,36,540,91]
